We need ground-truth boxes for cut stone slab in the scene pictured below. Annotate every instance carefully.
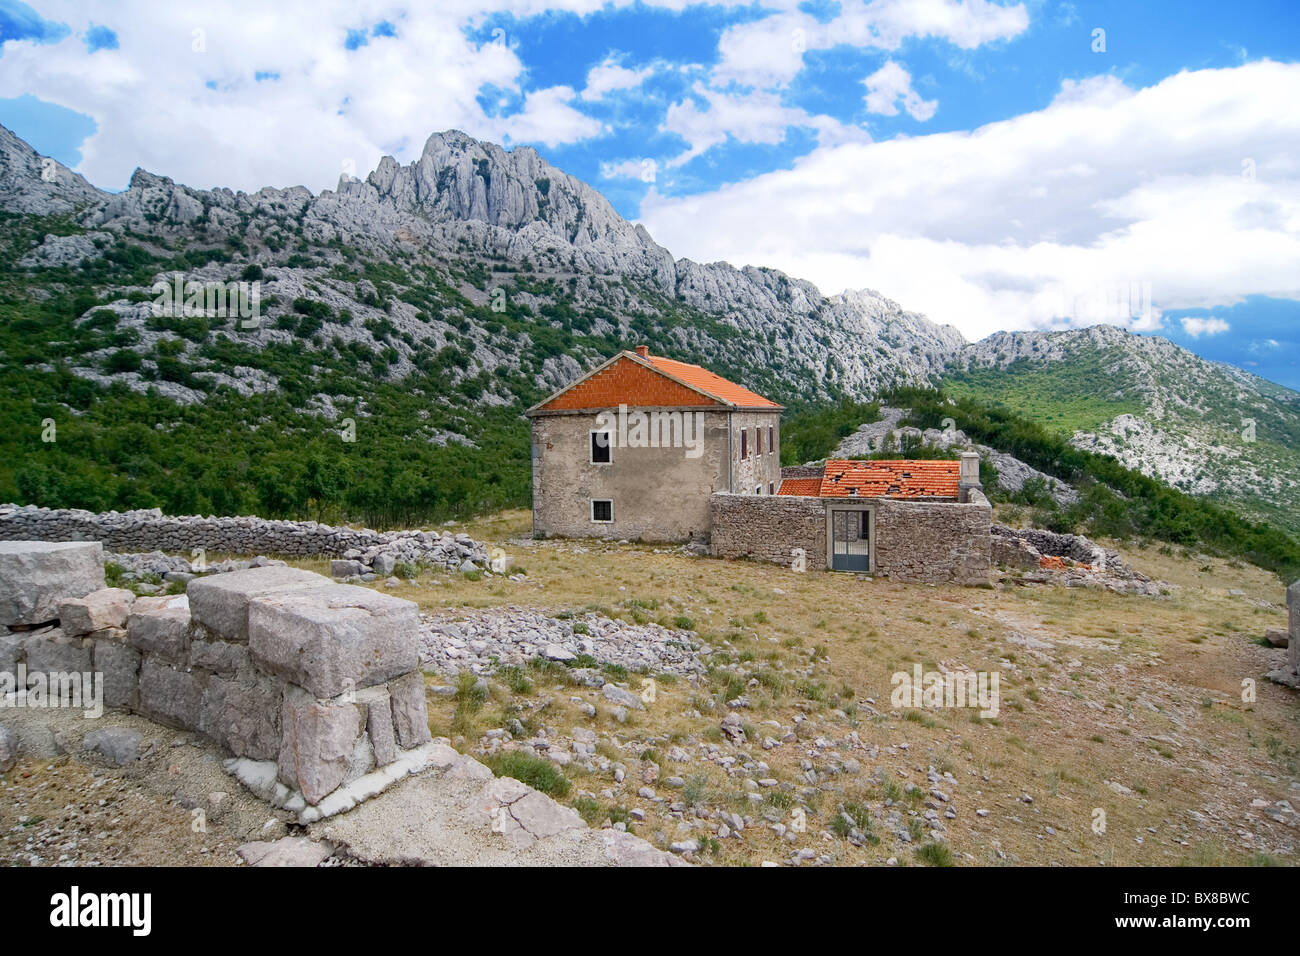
[187,566,327,643]
[0,541,104,627]
[126,594,192,663]
[93,639,141,711]
[278,686,361,805]
[188,638,248,676]
[249,584,418,699]
[200,669,282,761]
[23,630,92,678]
[82,727,142,766]
[138,658,204,731]
[238,836,333,867]
[58,588,135,637]
[388,671,432,749]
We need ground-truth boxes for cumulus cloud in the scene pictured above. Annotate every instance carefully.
[581,56,653,101]
[0,1,607,192]
[638,62,1300,341]
[1181,316,1230,337]
[863,61,937,120]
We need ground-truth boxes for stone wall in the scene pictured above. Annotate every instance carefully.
[1,543,434,819]
[709,494,828,570]
[0,504,487,570]
[873,491,992,586]
[709,491,992,585]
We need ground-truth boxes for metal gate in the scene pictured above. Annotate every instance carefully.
[829,508,870,572]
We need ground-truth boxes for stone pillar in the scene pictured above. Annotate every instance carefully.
[958,451,983,503]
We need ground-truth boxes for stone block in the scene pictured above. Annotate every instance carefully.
[0,541,104,627]
[57,588,135,637]
[187,566,327,642]
[189,638,249,677]
[329,559,365,578]
[358,686,397,766]
[93,640,141,711]
[278,686,362,805]
[248,584,418,699]
[24,630,92,677]
[126,594,192,663]
[388,672,431,749]
[138,658,204,730]
[200,670,282,760]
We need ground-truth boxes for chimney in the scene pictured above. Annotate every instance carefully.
[634,345,650,359]
[958,451,982,502]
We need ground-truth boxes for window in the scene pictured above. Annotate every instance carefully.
[756,485,763,495]
[756,427,762,454]
[769,426,774,454]
[590,430,611,463]
[769,482,775,495]
[740,429,747,458]
[591,499,613,522]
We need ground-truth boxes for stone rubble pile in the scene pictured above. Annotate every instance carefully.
[990,524,1164,595]
[419,607,709,680]
[0,504,490,574]
[1,541,437,819]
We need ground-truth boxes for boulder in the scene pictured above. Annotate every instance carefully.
[278,686,361,804]
[82,728,142,766]
[0,724,14,772]
[248,584,418,699]
[186,566,327,642]
[57,588,135,637]
[0,541,104,627]
[329,559,365,578]
[126,594,192,663]
[1265,628,1289,648]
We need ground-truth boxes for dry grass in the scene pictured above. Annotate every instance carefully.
[344,509,1299,865]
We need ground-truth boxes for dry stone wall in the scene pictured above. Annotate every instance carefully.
[0,504,488,572]
[709,492,992,585]
[1,543,434,819]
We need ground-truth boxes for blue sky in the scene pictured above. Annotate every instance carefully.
[1,0,1298,387]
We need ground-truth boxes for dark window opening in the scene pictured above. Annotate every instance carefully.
[591,499,613,522]
[591,431,611,463]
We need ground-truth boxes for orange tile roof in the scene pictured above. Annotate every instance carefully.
[777,477,823,496]
[819,459,961,499]
[531,351,781,413]
[646,355,782,409]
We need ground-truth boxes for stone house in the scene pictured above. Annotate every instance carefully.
[526,346,783,542]
[528,348,992,584]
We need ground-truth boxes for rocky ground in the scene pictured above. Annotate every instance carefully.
[2,509,1296,867]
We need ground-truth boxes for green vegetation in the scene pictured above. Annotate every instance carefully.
[943,351,1142,433]
[779,399,880,465]
[482,750,571,797]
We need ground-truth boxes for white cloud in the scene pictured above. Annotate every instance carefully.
[1181,316,1230,337]
[710,0,1029,88]
[0,1,613,192]
[661,83,867,167]
[581,56,653,101]
[638,62,1300,341]
[863,61,937,120]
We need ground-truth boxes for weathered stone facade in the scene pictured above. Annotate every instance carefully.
[529,408,782,542]
[709,490,992,585]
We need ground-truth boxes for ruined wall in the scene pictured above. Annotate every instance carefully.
[709,494,827,570]
[0,504,486,569]
[0,544,433,818]
[709,491,992,585]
